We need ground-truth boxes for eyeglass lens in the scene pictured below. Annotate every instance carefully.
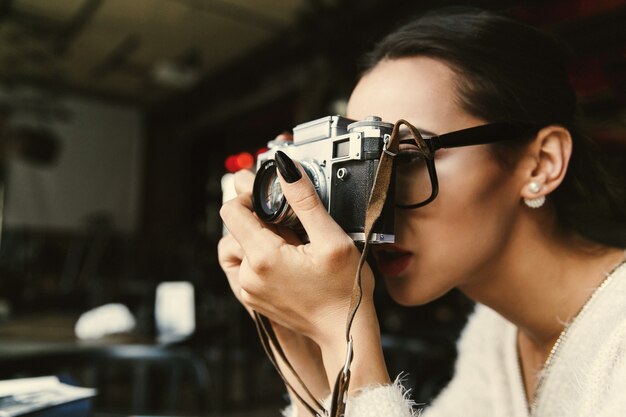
[394,139,433,207]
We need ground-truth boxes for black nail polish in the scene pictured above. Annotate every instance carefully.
[275,151,302,183]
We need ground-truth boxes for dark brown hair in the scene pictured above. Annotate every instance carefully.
[362,8,626,245]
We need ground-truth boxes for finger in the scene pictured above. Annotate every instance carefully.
[220,193,284,254]
[275,225,302,246]
[217,234,245,269]
[274,151,346,245]
[220,190,251,237]
[233,170,255,196]
[274,132,293,142]
[238,188,254,211]
[217,236,256,317]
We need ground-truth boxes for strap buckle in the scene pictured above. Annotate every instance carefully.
[383,135,397,157]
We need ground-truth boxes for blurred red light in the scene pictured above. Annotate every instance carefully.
[236,152,254,170]
[224,155,239,173]
[225,152,255,172]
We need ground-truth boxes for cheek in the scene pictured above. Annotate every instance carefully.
[427,151,517,240]
[388,155,518,305]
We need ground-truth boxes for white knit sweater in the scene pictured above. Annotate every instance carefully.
[285,262,626,417]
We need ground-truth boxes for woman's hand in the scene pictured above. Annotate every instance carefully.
[219,151,390,394]
[220,153,372,343]
[218,167,330,408]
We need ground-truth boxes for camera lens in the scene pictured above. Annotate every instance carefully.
[252,159,297,226]
[252,157,327,228]
[263,175,283,213]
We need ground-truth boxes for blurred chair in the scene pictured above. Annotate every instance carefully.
[86,344,211,415]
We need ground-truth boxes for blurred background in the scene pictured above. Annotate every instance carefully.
[0,0,624,416]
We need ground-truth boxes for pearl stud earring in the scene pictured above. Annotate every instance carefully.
[527,181,541,193]
[524,181,545,208]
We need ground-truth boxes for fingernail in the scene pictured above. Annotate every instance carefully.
[275,151,302,183]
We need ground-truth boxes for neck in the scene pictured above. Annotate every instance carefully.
[459,209,625,352]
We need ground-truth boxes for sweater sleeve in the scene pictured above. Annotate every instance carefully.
[341,306,501,417]
[281,403,297,417]
[596,360,626,415]
[587,321,626,416]
[282,376,418,417]
[282,305,499,417]
[344,375,419,417]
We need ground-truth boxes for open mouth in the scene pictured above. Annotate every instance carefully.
[373,246,413,277]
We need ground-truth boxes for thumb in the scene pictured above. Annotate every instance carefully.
[274,150,346,245]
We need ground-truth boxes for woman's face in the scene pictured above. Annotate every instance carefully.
[347,57,524,305]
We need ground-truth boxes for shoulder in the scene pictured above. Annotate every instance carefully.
[552,263,626,415]
[582,264,626,414]
[591,317,626,414]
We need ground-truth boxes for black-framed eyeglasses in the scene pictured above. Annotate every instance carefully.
[395,122,539,209]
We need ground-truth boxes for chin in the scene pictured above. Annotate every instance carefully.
[383,277,446,306]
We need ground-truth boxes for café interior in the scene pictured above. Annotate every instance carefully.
[0,0,624,416]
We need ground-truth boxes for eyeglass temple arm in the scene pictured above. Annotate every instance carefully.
[428,122,537,150]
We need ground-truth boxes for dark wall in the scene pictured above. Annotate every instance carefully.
[142,0,626,286]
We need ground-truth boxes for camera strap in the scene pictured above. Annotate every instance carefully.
[253,120,422,417]
[252,310,325,416]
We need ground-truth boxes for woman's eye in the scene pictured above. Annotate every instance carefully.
[396,149,426,167]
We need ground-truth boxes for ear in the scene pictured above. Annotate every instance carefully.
[520,125,573,200]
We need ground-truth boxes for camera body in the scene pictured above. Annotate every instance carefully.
[252,115,395,244]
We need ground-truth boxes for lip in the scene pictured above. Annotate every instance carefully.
[372,244,413,277]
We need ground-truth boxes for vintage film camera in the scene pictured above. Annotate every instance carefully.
[252,115,395,244]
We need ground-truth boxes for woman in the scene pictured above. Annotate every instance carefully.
[219,8,626,417]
